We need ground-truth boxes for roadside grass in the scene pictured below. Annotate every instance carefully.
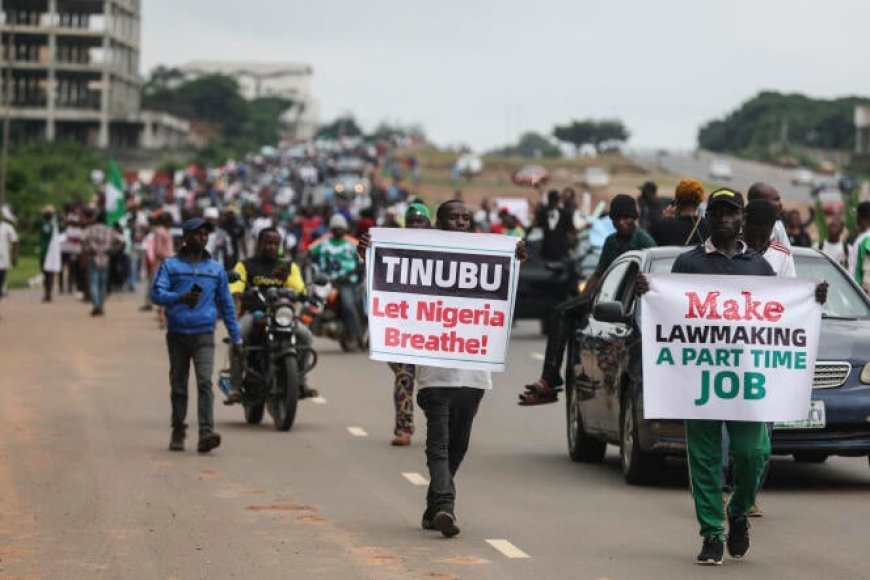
[6,255,40,289]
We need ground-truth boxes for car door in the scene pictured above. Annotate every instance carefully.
[578,258,634,436]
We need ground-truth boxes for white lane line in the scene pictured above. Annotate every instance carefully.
[485,539,530,559]
[530,352,545,361]
[311,396,327,405]
[402,472,429,486]
[347,426,368,437]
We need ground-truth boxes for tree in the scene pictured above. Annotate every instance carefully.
[490,132,562,158]
[316,116,363,139]
[553,120,597,156]
[553,119,630,155]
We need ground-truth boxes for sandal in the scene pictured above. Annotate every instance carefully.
[518,380,559,405]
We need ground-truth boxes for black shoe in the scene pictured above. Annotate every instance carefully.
[169,426,186,451]
[727,515,750,559]
[197,429,221,453]
[433,510,460,538]
[421,507,436,530]
[696,536,724,565]
[223,392,243,406]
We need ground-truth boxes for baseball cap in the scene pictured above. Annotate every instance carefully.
[405,203,431,221]
[329,214,349,230]
[609,194,639,219]
[182,217,214,233]
[706,188,744,211]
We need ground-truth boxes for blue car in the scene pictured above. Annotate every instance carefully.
[565,246,870,484]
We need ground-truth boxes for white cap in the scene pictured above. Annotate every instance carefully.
[1,204,16,223]
[329,214,349,230]
[203,207,220,220]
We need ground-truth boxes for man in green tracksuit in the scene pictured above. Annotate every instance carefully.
[638,188,827,565]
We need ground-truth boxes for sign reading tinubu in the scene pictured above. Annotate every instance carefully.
[641,274,822,421]
[366,228,520,371]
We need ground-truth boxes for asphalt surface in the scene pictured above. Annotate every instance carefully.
[1,289,869,579]
[632,150,818,205]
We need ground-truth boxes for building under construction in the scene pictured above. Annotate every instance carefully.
[1,0,186,149]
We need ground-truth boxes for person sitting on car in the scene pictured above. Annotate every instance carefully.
[224,227,316,405]
[518,194,655,405]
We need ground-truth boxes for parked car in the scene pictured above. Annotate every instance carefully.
[565,246,870,484]
[512,165,550,187]
[581,167,610,188]
[791,167,814,186]
[454,154,483,177]
[708,158,733,181]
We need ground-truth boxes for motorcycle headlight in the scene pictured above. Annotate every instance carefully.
[274,306,294,327]
[861,363,870,384]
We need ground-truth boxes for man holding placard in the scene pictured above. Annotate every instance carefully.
[637,188,827,565]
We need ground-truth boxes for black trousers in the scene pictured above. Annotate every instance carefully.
[540,294,591,386]
[417,387,484,512]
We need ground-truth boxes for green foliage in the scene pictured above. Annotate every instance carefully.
[490,131,562,158]
[698,91,870,153]
[316,116,363,139]
[552,119,630,154]
[368,121,426,142]
[143,69,292,146]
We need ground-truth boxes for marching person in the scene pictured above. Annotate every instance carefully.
[415,199,527,538]
[0,205,19,302]
[636,188,826,565]
[81,210,124,317]
[151,217,242,453]
[848,201,870,293]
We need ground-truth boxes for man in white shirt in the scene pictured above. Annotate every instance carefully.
[0,206,19,298]
[748,182,791,251]
[417,199,527,539]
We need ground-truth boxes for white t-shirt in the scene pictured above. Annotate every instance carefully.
[820,240,847,266]
[416,366,492,391]
[763,241,796,278]
[0,221,18,269]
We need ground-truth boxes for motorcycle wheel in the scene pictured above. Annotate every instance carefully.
[269,357,300,432]
[243,401,265,425]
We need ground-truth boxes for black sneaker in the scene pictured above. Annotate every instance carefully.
[197,429,221,453]
[433,510,460,538]
[727,515,750,558]
[421,507,436,530]
[169,426,186,451]
[696,536,724,565]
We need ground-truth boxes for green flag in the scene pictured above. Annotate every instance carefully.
[106,159,126,226]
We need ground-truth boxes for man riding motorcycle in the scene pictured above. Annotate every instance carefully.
[225,227,317,404]
[308,214,365,351]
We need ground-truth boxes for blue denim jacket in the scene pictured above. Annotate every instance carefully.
[151,250,242,343]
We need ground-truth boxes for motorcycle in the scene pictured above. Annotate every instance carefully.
[229,285,318,431]
[300,271,369,352]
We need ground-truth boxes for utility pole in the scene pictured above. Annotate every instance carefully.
[0,19,14,212]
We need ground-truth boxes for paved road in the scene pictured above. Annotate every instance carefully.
[632,151,817,205]
[1,290,869,578]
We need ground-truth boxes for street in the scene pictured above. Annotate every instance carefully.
[1,290,869,579]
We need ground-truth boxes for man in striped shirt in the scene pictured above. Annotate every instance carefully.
[82,210,123,317]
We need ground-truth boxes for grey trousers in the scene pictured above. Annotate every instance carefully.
[166,332,216,431]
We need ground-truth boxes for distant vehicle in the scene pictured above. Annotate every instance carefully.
[792,168,814,186]
[454,154,483,177]
[581,167,610,188]
[335,157,366,175]
[333,175,370,197]
[812,182,844,216]
[512,165,550,187]
[708,158,733,181]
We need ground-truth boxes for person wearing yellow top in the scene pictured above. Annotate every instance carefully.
[225,227,316,404]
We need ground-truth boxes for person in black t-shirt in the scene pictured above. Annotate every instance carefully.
[650,178,709,247]
[637,181,672,233]
[535,189,575,260]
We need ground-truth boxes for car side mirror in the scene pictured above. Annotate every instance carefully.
[593,301,628,323]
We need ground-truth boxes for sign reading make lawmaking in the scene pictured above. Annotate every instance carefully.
[641,274,822,422]
[366,228,520,371]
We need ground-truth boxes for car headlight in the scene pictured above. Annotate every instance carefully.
[335,184,345,193]
[274,306,294,327]
[577,281,587,294]
[861,363,870,384]
[354,184,364,193]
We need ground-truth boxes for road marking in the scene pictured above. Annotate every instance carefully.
[530,352,545,361]
[346,426,368,437]
[311,396,327,405]
[485,539,530,559]
[402,472,429,486]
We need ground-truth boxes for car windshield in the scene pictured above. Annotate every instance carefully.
[650,255,870,320]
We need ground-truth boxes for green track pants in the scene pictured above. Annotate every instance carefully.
[685,420,770,539]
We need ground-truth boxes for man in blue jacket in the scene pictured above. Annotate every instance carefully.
[152,218,243,453]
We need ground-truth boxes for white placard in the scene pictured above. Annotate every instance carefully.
[366,228,520,371]
[641,274,822,421]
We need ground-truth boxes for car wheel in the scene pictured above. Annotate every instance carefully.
[565,340,606,463]
[793,451,829,463]
[620,395,663,485]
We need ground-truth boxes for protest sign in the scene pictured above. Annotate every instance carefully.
[366,228,520,371]
[641,273,821,422]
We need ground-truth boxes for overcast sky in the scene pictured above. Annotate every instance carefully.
[142,0,869,151]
